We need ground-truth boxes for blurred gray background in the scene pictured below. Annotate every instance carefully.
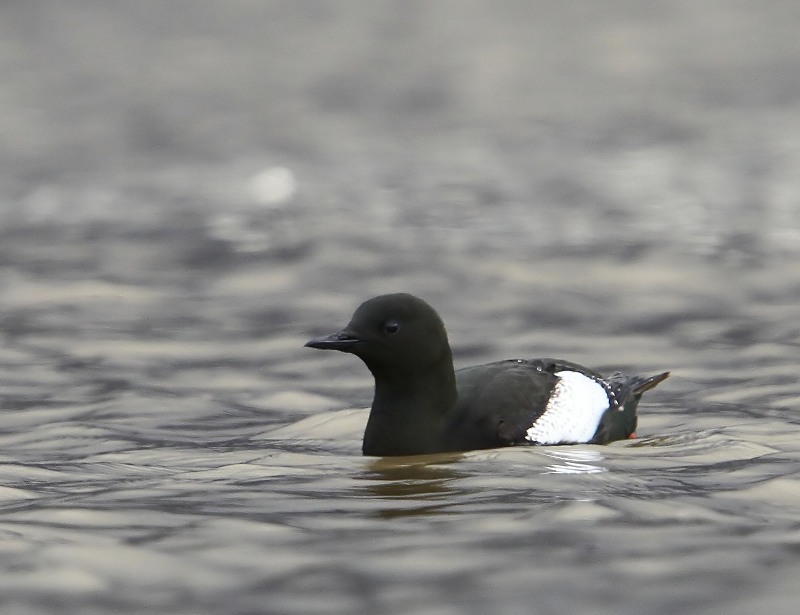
[2,4,800,615]
[3,2,799,264]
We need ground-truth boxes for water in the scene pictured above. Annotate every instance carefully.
[2,3,800,614]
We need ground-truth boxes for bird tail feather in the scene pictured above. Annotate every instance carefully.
[631,371,670,396]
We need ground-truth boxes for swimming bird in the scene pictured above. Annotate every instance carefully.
[305,293,669,457]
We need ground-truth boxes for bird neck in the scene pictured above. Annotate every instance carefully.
[362,357,458,456]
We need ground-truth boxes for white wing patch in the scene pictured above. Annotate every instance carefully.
[525,370,610,445]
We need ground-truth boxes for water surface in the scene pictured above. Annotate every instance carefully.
[2,3,800,614]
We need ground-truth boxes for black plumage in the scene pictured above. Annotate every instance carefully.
[306,293,668,457]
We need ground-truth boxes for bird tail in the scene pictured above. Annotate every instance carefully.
[631,371,670,396]
[605,370,670,400]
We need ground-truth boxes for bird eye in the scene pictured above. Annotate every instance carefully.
[383,320,400,335]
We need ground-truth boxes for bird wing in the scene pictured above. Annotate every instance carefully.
[448,361,560,449]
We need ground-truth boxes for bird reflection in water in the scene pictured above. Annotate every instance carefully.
[356,453,466,518]
[539,448,607,474]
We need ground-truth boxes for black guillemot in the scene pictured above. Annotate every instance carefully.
[306,293,669,457]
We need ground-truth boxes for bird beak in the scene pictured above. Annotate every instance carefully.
[305,330,361,351]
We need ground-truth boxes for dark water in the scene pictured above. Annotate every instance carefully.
[2,3,800,614]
